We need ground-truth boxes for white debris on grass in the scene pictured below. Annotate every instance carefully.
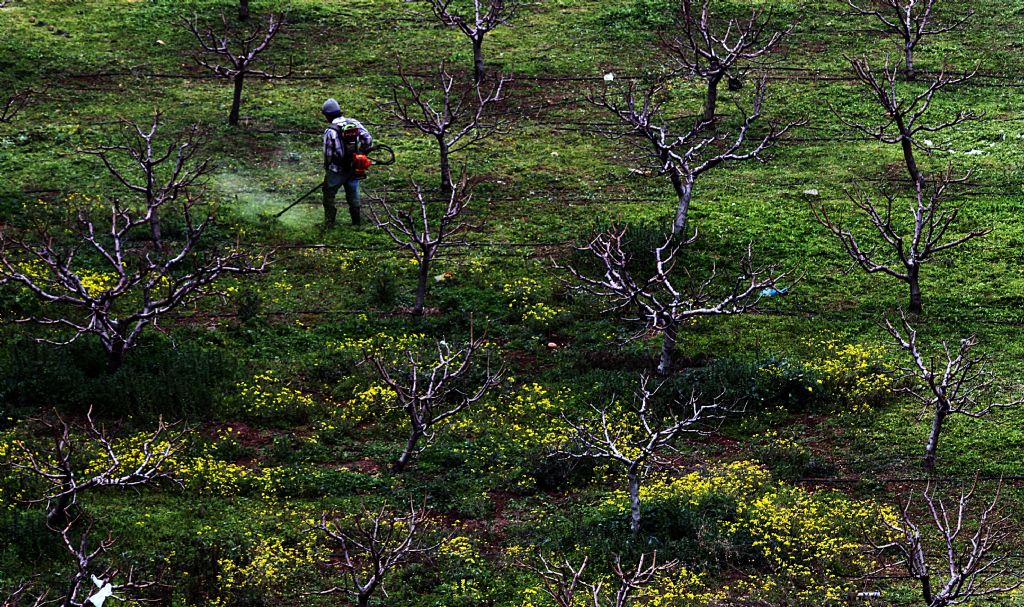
[803,189,819,196]
[604,72,614,81]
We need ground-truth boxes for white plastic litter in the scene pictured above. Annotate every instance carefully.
[87,576,116,607]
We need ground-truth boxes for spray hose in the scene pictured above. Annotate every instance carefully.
[367,143,395,166]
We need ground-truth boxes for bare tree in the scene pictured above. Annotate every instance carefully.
[841,57,979,186]
[366,331,503,472]
[11,407,184,526]
[382,62,508,194]
[812,168,988,314]
[1,89,32,123]
[239,0,249,20]
[422,0,517,84]
[591,78,800,235]
[560,377,719,533]
[80,111,212,245]
[2,581,48,607]
[0,123,271,372]
[517,554,589,607]
[9,409,180,606]
[589,553,678,607]
[313,501,440,607]
[872,480,1021,606]
[520,552,677,607]
[664,0,789,124]
[847,0,972,80]
[182,13,287,126]
[883,314,1021,470]
[561,226,788,375]
[368,175,473,316]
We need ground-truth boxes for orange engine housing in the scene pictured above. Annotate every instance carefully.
[351,153,372,178]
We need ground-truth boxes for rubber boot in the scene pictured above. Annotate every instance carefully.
[349,205,361,226]
[323,187,338,229]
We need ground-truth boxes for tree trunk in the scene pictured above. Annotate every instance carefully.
[239,0,250,20]
[905,43,915,80]
[670,173,693,236]
[895,115,923,185]
[358,591,370,607]
[472,36,485,85]
[628,470,641,534]
[394,427,424,472]
[919,574,933,606]
[703,73,723,124]
[413,257,430,316]
[923,407,946,471]
[150,207,162,246]
[657,321,678,376]
[908,266,923,314]
[229,72,245,126]
[438,138,453,195]
[106,338,126,374]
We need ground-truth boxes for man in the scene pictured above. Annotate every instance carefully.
[322,98,372,227]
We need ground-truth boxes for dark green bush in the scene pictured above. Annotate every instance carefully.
[0,334,238,420]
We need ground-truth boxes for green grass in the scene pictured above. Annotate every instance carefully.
[4,0,1024,604]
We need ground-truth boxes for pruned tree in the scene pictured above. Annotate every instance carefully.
[8,409,181,606]
[182,12,287,126]
[517,554,589,607]
[11,407,184,526]
[560,377,720,533]
[841,57,979,186]
[664,0,789,124]
[0,119,272,372]
[589,553,678,607]
[313,501,440,607]
[883,313,1022,470]
[239,0,249,20]
[561,226,788,375]
[591,77,800,235]
[381,62,508,194]
[847,0,972,80]
[422,0,517,84]
[519,552,677,607]
[812,167,988,314]
[368,174,473,316]
[366,331,503,472]
[1,89,32,123]
[80,111,212,245]
[871,480,1022,606]
[2,581,48,607]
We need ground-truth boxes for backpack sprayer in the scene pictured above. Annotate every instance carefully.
[274,142,395,219]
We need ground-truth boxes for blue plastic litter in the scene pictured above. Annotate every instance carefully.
[760,287,788,297]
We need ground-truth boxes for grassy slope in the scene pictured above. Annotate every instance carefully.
[4,0,1024,604]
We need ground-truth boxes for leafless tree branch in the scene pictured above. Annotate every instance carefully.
[560,376,720,533]
[847,0,973,79]
[181,12,288,125]
[589,77,802,234]
[381,62,509,194]
[812,166,987,314]
[664,0,790,123]
[368,173,474,315]
[365,329,503,471]
[558,225,788,374]
[313,500,441,607]
[871,479,1021,606]
[0,88,33,123]
[883,313,1022,470]
[0,116,272,372]
[839,56,979,186]
[422,0,517,83]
